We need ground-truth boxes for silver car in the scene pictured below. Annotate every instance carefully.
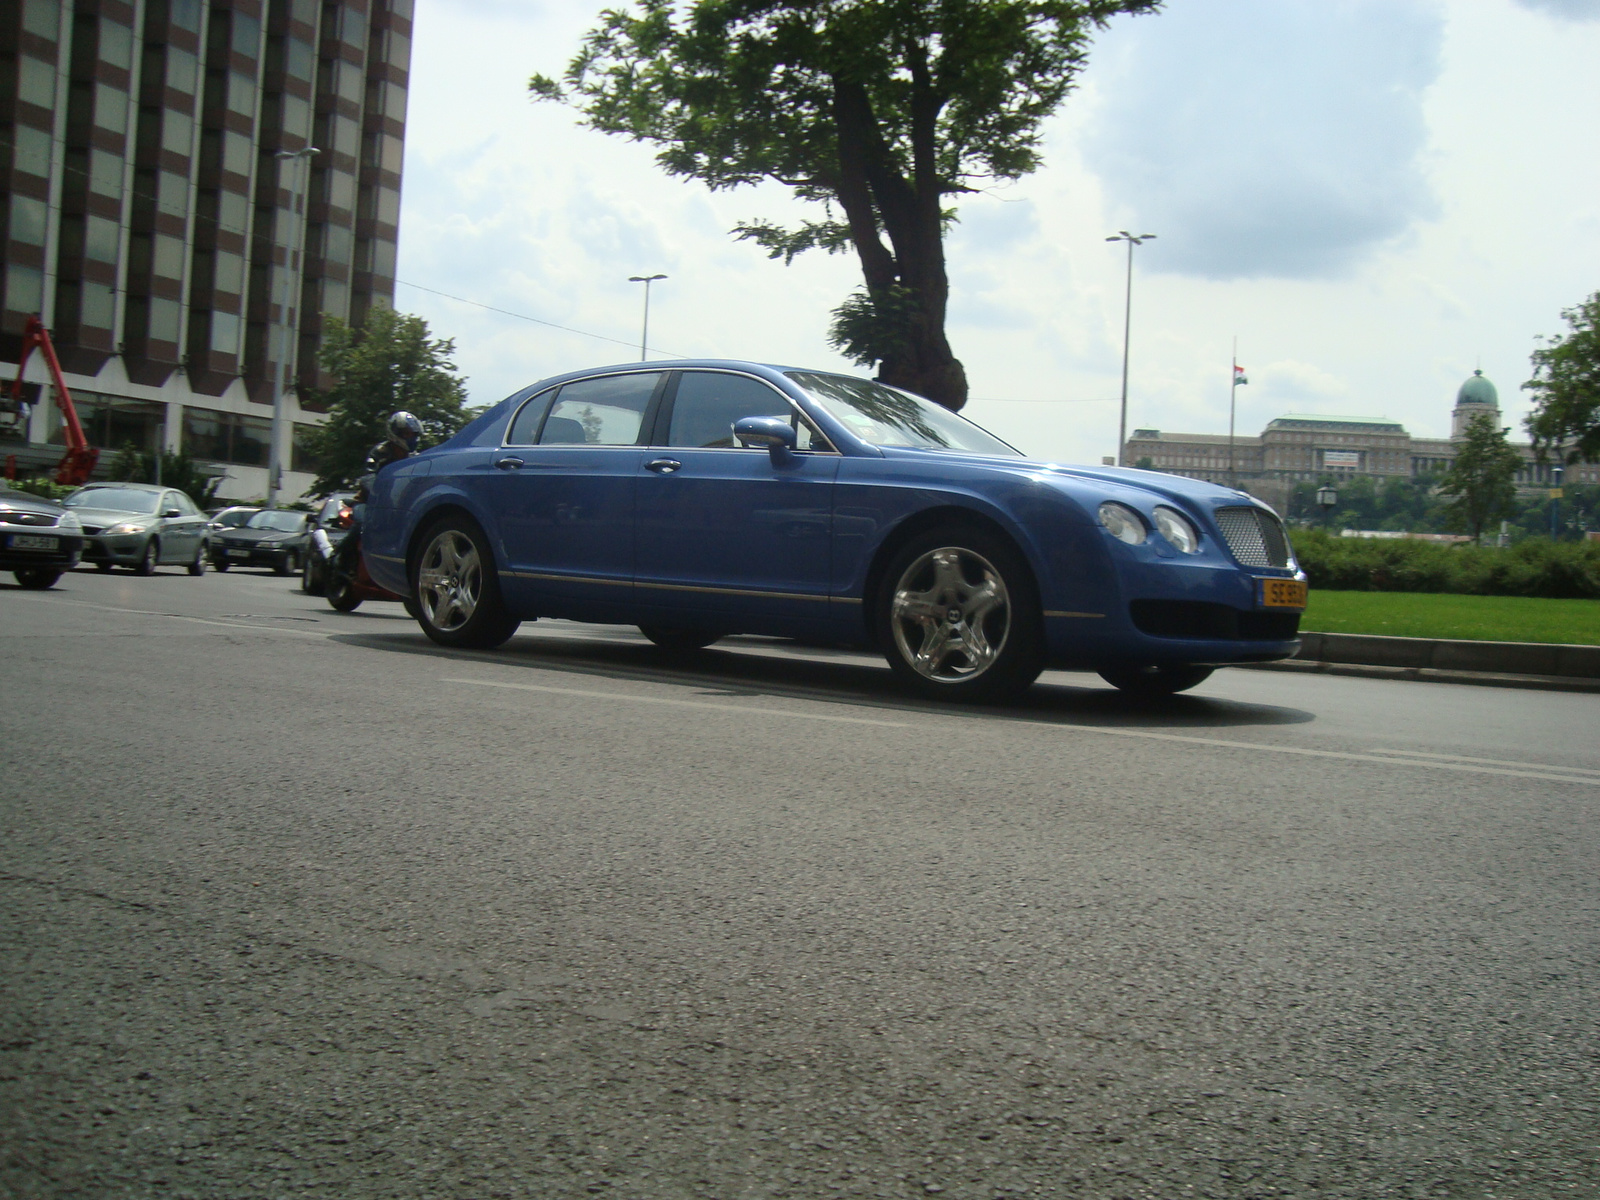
[65,483,210,575]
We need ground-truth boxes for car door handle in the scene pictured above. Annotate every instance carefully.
[495,456,525,471]
[645,458,682,474]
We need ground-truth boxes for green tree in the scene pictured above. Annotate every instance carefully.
[305,307,471,495]
[1437,413,1523,543]
[531,0,1160,410]
[1525,290,1600,464]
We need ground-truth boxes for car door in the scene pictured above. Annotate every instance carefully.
[159,490,201,562]
[633,370,839,629]
[488,372,662,617]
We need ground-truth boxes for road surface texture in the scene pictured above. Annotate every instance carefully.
[3,567,1597,1200]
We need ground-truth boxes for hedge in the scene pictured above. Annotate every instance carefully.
[1289,529,1600,599]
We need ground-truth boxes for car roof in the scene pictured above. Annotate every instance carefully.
[79,481,168,493]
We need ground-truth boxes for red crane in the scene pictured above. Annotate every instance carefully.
[5,315,98,486]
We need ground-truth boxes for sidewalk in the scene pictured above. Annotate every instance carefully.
[1238,630,1600,693]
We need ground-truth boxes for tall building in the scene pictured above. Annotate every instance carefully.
[1,0,412,500]
[1123,370,1600,516]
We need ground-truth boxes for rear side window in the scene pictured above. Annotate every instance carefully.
[666,371,831,451]
[541,373,660,445]
[506,388,556,445]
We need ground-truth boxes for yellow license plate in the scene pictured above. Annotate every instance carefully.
[1260,578,1307,609]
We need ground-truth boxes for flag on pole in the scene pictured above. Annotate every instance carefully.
[1233,364,1248,386]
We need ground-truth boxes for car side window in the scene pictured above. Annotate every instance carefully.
[666,372,831,451]
[540,373,661,446]
[506,388,556,446]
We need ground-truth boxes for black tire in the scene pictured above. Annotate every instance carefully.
[95,561,113,572]
[188,544,206,576]
[638,625,722,651]
[1098,664,1214,697]
[134,539,158,576]
[274,552,294,577]
[301,552,323,596]
[875,523,1044,702]
[212,559,229,571]
[14,568,63,589]
[326,566,362,612]
[411,514,519,649]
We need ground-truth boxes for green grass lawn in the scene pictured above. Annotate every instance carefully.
[1302,590,1600,644]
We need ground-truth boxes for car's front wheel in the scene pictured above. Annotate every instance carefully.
[134,539,158,576]
[875,525,1044,702]
[1098,664,1214,697]
[274,552,295,577]
[638,626,722,651]
[14,567,62,589]
[412,515,519,649]
[301,551,323,595]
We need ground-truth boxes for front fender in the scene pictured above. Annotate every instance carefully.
[364,478,506,597]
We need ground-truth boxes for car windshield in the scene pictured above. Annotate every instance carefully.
[786,372,1021,456]
[216,510,256,528]
[246,510,306,532]
[65,487,160,513]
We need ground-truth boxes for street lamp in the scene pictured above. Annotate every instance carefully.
[268,146,318,509]
[1106,231,1156,466]
[1550,462,1565,540]
[628,274,667,361]
[1316,484,1338,530]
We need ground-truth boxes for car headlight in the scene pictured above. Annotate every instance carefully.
[106,522,147,536]
[1098,501,1147,545]
[1152,506,1201,554]
[55,511,81,534]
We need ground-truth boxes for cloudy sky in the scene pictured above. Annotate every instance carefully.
[395,0,1600,465]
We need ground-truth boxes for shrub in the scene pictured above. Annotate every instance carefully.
[1290,528,1600,599]
[7,475,74,502]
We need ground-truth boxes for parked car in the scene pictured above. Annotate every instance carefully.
[298,492,356,596]
[65,482,209,575]
[1,484,84,588]
[364,361,1307,700]
[207,505,262,536]
[209,509,310,574]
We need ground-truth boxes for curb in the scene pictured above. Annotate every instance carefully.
[1238,631,1600,693]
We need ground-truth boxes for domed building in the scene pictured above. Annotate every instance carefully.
[1123,369,1598,516]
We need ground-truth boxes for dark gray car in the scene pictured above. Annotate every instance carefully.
[65,483,210,575]
[1,484,85,588]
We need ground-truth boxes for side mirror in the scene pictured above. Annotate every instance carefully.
[162,507,181,518]
[733,416,797,457]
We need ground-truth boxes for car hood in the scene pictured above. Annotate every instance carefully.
[0,492,67,518]
[875,447,1270,512]
[218,528,296,544]
[69,506,159,525]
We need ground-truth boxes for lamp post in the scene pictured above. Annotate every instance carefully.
[1106,232,1155,466]
[1550,462,1564,540]
[1316,484,1338,531]
[628,274,667,361]
[268,146,318,509]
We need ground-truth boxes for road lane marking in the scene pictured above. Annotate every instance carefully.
[445,677,912,726]
[1369,748,1600,777]
[1032,723,1600,786]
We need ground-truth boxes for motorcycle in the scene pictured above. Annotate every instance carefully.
[314,503,417,617]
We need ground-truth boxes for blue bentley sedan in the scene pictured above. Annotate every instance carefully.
[363,361,1306,700]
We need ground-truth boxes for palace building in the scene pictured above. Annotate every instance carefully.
[1,0,413,500]
[1123,371,1596,516]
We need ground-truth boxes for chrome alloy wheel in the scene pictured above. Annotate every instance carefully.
[417,529,483,632]
[889,546,1011,683]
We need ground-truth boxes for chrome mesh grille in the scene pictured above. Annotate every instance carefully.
[1215,506,1292,568]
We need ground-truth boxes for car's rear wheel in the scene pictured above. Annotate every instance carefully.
[412,515,519,649]
[301,551,323,595]
[95,561,113,572]
[1098,664,1214,697]
[875,525,1044,702]
[134,539,158,576]
[212,558,229,571]
[14,568,62,589]
[188,544,206,576]
[638,626,722,651]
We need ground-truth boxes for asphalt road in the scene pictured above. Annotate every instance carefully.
[3,566,1598,1200]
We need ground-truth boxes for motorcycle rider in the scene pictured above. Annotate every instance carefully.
[326,411,422,579]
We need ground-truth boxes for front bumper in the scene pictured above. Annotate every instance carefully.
[1,531,84,571]
[82,534,149,565]
[211,543,296,568]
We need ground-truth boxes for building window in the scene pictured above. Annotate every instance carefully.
[286,37,314,80]
[183,409,269,466]
[153,233,185,279]
[223,130,253,177]
[81,282,116,329]
[227,72,255,116]
[281,92,312,139]
[291,423,321,473]
[150,297,181,342]
[167,47,199,94]
[158,169,189,215]
[12,125,52,177]
[22,0,59,37]
[85,215,121,263]
[163,109,194,155]
[9,195,48,246]
[18,56,56,109]
[95,83,130,135]
[232,12,262,56]
[52,393,165,454]
[4,265,44,315]
[215,250,245,294]
[211,310,242,354]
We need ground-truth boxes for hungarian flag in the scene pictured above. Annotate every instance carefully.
[1233,364,1248,386]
